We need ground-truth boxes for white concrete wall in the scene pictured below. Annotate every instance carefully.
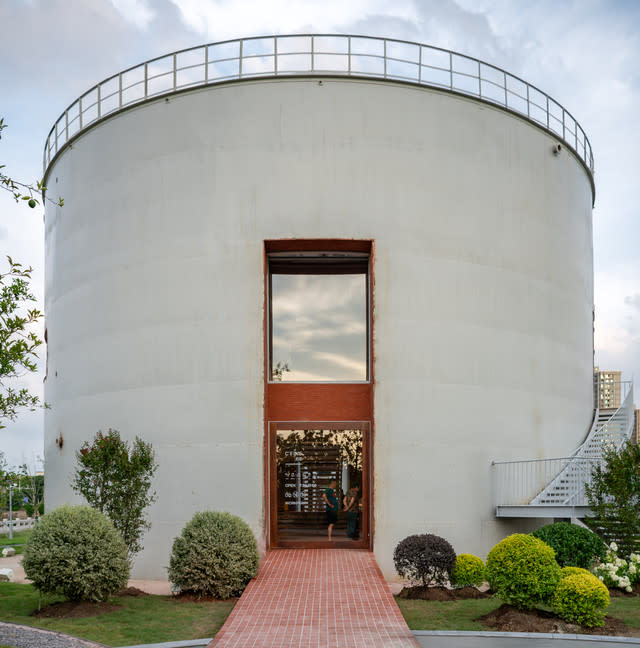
[44,77,594,579]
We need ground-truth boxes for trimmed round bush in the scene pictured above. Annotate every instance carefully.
[531,522,606,569]
[560,566,593,579]
[451,553,486,588]
[168,511,259,598]
[22,505,129,602]
[486,534,561,609]
[552,571,610,627]
[393,534,456,586]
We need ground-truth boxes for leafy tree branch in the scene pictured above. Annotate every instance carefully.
[0,118,63,208]
[0,257,45,428]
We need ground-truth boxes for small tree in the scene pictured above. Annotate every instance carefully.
[584,441,640,556]
[72,429,158,558]
[16,463,44,518]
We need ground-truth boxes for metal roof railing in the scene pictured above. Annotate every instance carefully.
[43,34,594,184]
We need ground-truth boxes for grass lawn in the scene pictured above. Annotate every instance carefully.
[396,595,640,633]
[0,530,32,555]
[396,597,500,631]
[0,583,235,647]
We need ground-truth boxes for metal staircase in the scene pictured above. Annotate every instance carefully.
[493,381,635,518]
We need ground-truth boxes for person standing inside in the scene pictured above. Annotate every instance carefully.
[322,479,338,540]
[343,484,360,540]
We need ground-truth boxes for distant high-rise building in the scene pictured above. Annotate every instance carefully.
[594,367,622,410]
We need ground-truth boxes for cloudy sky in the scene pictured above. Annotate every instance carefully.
[1,0,639,467]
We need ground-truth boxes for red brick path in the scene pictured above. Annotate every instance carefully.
[208,549,419,648]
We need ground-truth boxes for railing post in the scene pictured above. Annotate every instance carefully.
[205,45,209,83]
[418,45,422,84]
[348,36,351,75]
[526,84,530,118]
[449,51,453,89]
[118,73,122,108]
[503,71,507,106]
[78,96,83,130]
[239,40,243,78]
[477,60,481,97]
[274,36,278,75]
[546,96,550,129]
[65,110,69,143]
[97,84,101,119]
[383,39,387,78]
[144,62,148,97]
[311,35,314,72]
[173,54,177,90]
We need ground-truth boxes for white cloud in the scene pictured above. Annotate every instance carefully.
[625,294,640,312]
[109,0,155,29]
[167,0,418,40]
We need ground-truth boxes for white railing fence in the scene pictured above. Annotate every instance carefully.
[492,456,602,508]
[0,517,37,534]
[43,34,594,177]
[493,381,634,510]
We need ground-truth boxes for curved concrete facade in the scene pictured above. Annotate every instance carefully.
[44,77,594,578]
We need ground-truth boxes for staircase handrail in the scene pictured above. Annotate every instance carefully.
[493,382,634,509]
[530,384,634,505]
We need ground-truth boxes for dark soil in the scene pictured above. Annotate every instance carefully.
[33,600,122,619]
[172,592,238,603]
[117,586,147,597]
[397,585,491,600]
[479,603,636,636]
[609,583,640,597]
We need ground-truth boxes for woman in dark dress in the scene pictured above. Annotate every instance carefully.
[321,479,338,540]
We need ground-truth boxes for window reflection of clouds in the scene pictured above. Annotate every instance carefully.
[271,273,367,381]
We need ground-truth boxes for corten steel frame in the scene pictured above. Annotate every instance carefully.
[264,240,375,550]
[268,422,371,549]
[42,34,595,202]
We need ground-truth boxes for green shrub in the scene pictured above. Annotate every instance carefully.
[551,572,610,627]
[168,511,259,598]
[22,505,129,602]
[486,534,561,609]
[531,522,606,569]
[451,554,485,588]
[393,534,456,586]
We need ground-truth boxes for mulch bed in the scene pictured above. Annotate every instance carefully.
[33,601,122,619]
[31,588,147,618]
[609,583,640,597]
[172,592,237,603]
[117,586,147,597]
[479,604,637,637]
[397,585,491,600]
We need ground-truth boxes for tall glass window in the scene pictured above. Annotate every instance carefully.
[268,253,369,382]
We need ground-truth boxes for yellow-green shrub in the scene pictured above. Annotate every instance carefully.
[551,572,610,627]
[560,566,592,579]
[486,534,561,609]
[451,554,485,588]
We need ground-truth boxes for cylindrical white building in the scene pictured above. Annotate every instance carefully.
[43,35,595,579]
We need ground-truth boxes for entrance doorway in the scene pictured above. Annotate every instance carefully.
[264,240,374,550]
[269,422,370,548]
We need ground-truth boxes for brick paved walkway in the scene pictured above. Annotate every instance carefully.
[208,549,419,648]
